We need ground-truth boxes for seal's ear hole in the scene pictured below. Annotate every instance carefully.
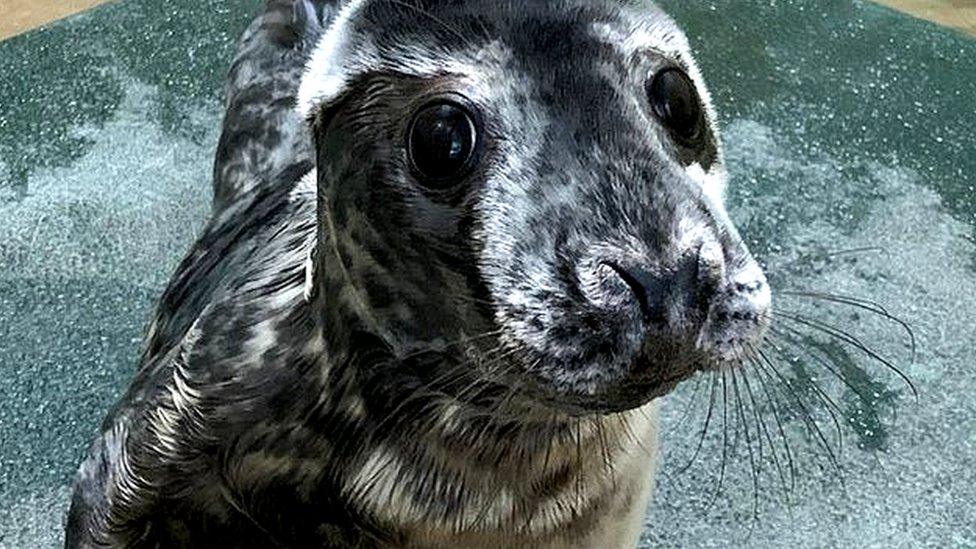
[646,68,705,144]
[407,99,481,190]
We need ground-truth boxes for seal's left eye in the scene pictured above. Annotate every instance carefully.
[408,100,480,188]
[647,68,704,142]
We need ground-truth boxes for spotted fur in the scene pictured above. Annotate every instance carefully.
[67,1,770,547]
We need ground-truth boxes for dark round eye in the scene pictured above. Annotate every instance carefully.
[647,68,703,141]
[408,100,480,187]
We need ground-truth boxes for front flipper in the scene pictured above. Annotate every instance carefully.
[213,0,339,212]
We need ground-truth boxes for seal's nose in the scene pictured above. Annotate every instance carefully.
[607,245,722,326]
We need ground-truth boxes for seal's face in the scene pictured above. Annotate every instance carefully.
[300,0,771,414]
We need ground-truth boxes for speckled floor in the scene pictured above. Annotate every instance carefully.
[0,1,974,547]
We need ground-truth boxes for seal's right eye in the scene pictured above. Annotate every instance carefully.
[408,100,480,188]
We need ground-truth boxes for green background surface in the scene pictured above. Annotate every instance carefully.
[0,1,973,546]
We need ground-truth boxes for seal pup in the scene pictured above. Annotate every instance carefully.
[66,0,771,547]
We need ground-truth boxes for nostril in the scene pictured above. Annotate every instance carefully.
[603,247,722,326]
[604,262,669,324]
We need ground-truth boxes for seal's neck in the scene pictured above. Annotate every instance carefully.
[336,395,661,544]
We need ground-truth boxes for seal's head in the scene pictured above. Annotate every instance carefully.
[299,0,771,415]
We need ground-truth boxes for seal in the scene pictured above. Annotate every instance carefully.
[65,1,772,547]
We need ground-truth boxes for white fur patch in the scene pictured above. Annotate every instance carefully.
[590,16,689,61]
[590,15,723,154]
[297,0,513,121]
[297,0,371,119]
[687,162,732,227]
[292,168,317,200]
[347,445,427,524]
[297,169,318,302]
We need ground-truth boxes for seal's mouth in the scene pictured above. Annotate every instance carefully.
[478,226,773,416]
[489,283,773,416]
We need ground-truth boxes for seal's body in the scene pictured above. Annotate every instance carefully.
[66,1,771,547]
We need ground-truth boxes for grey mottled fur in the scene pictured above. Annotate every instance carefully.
[66,1,770,547]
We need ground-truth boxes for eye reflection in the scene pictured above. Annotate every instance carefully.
[408,100,480,188]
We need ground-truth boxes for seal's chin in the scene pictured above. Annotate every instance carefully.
[557,375,694,415]
[515,372,688,416]
[509,349,707,416]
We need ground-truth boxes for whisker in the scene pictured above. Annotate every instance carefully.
[663,371,705,440]
[364,344,524,447]
[778,291,916,360]
[774,311,918,400]
[747,351,798,496]
[741,363,790,504]
[767,325,902,451]
[773,246,886,271]
[704,369,731,513]
[397,328,506,361]
[675,371,718,476]
[767,341,846,450]
[767,327,877,406]
[574,418,583,521]
[757,349,845,485]
[730,367,761,527]
[594,417,616,488]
